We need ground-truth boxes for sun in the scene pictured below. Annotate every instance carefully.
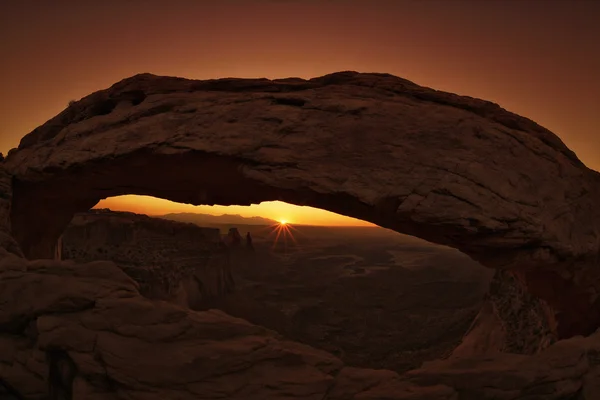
[260,219,299,251]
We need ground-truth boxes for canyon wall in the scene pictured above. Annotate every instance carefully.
[61,209,234,308]
[0,163,21,257]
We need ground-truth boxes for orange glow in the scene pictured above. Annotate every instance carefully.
[94,196,375,227]
[266,221,298,251]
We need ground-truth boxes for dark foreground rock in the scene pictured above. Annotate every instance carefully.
[1,250,600,399]
[61,209,233,308]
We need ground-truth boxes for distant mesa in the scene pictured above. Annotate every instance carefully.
[160,212,277,226]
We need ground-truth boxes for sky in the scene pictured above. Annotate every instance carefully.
[1,0,599,226]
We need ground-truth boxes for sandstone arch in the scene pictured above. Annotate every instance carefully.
[4,71,600,340]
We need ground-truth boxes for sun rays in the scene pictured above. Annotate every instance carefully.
[265,220,299,251]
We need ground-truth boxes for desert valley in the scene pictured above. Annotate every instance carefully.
[61,209,494,373]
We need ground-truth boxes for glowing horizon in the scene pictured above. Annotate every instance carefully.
[94,195,376,227]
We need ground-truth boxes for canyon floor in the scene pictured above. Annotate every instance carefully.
[201,223,494,373]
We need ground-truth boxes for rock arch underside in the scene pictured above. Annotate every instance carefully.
[1,71,600,399]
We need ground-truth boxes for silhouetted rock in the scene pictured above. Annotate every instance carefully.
[0,153,4,163]
[161,212,277,226]
[0,165,21,257]
[224,227,243,247]
[246,231,254,250]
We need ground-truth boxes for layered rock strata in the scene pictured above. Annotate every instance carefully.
[61,209,233,308]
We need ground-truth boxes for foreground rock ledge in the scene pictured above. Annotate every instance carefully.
[0,250,599,399]
[5,71,600,338]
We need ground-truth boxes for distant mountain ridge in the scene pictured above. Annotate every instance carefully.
[158,212,278,226]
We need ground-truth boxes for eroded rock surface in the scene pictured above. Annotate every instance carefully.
[1,251,600,399]
[2,71,600,398]
[0,165,21,258]
[4,71,600,339]
[454,269,558,357]
[61,209,233,308]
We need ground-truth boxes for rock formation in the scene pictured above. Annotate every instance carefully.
[61,209,234,308]
[453,270,557,357]
[63,209,292,338]
[0,165,21,258]
[1,71,600,398]
[223,227,243,247]
[222,228,255,252]
[246,231,254,250]
[5,71,600,342]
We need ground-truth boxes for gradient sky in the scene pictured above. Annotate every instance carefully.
[1,0,599,226]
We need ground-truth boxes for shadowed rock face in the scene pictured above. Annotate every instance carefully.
[1,250,600,399]
[0,165,21,258]
[61,209,234,308]
[4,71,600,339]
[453,270,558,357]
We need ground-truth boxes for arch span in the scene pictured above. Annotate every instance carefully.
[4,71,600,338]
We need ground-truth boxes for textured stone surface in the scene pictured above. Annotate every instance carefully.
[454,269,558,357]
[61,209,233,308]
[412,333,600,400]
[1,251,600,399]
[2,71,600,398]
[4,71,600,338]
[0,165,22,258]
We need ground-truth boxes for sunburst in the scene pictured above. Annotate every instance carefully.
[265,220,299,251]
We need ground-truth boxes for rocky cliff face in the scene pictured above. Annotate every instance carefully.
[0,164,21,257]
[2,71,600,399]
[454,270,558,357]
[5,71,600,341]
[61,209,234,308]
